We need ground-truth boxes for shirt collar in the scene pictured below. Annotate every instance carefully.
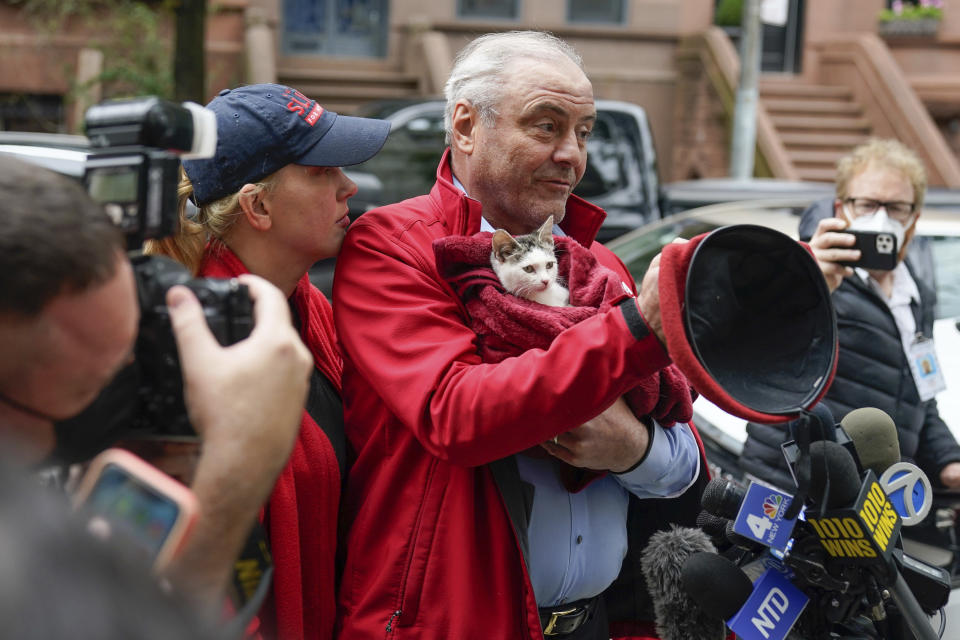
[856,260,920,305]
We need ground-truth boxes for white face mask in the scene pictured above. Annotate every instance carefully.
[844,206,907,252]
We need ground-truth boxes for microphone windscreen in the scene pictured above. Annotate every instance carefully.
[640,526,726,640]
[680,552,754,620]
[840,407,900,475]
[700,478,746,519]
[806,440,861,508]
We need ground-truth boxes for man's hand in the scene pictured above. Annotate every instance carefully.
[940,461,960,489]
[163,274,313,607]
[809,217,859,293]
[542,397,650,473]
[637,253,664,345]
[638,238,690,346]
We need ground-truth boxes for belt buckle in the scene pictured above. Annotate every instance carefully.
[542,607,579,636]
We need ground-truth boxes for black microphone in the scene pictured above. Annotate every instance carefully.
[680,552,754,621]
[695,510,732,551]
[700,477,746,520]
[639,527,727,640]
[840,407,901,476]
[724,520,767,553]
[789,402,837,442]
[803,440,862,510]
[695,510,729,539]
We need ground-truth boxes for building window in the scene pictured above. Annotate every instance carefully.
[567,0,625,24]
[0,94,65,132]
[457,0,519,19]
[283,0,388,58]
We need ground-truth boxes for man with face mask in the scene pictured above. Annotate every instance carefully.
[741,138,960,491]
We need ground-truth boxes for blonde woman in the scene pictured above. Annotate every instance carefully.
[148,83,389,639]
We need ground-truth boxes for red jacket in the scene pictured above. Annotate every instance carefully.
[333,151,705,639]
[200,244,343,640]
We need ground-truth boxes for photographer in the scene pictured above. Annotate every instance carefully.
[0,154,313,612]
[146,83,390,639]
[741,138,960,490]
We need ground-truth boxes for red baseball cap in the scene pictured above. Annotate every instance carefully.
[659,224,837,424]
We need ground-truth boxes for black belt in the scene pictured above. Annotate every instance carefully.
[538,597,596,637]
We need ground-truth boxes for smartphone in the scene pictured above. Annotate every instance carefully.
[72,448,198,571]
[841,230,898,271]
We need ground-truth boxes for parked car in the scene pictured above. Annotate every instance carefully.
[660,175,960,217]
[0,131,90,177]
[659,177,834,216]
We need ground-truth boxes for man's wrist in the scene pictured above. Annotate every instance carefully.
[612,418,654,474]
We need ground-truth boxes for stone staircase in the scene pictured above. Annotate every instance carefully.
[276,66,422,115]
[760,81,873,182]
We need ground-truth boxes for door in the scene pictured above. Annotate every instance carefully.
[282,0,388,57]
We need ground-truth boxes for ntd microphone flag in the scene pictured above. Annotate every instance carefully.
[733,481,798,551]
[728,568,808,640]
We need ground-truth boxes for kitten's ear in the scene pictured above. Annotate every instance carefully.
[491,229,520,262]
[537,215,555,246]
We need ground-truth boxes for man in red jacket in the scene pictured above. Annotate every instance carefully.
[333,31,705,640]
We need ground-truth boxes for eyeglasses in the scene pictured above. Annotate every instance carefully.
[843,197,916,223]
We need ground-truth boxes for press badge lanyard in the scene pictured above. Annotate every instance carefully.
[906,333,947,402]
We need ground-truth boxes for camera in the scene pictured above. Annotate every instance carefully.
[83,97,216,249]
[53,98,253,461]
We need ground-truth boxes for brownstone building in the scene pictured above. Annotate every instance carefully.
[3,0,960,185]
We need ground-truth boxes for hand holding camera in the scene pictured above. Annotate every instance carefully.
[168,273,312,478]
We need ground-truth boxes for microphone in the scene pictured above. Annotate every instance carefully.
[724,520,767,553]
[840,407,901,475]
[802,443,940,640]
[803,441,862,510]
[682,552,808,640]
[700,477,746,520]
[696,510,732,551]
[639,526,727,640]
[680,552,754,621]
[695,510,729,539]
[789,402,837,442]
[805,442,900,562]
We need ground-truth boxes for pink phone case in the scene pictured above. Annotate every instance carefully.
[72,448,199,571]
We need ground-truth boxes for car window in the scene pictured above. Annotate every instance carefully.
[931,235,960,319]
[575,110,642,199]
[350,109,447,205]
[614,219,723,285]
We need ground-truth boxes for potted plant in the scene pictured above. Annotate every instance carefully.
[878,0,944,37]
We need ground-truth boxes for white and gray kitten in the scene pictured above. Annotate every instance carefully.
[490,215,570,307]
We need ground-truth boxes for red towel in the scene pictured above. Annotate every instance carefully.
[433,233,693,427]
[199,241,342,640]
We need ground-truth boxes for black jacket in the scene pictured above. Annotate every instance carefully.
[741,209,960,487]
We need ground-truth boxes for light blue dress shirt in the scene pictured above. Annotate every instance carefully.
[466,193,701,606]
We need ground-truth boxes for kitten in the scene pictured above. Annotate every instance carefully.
[490,215,570,307]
